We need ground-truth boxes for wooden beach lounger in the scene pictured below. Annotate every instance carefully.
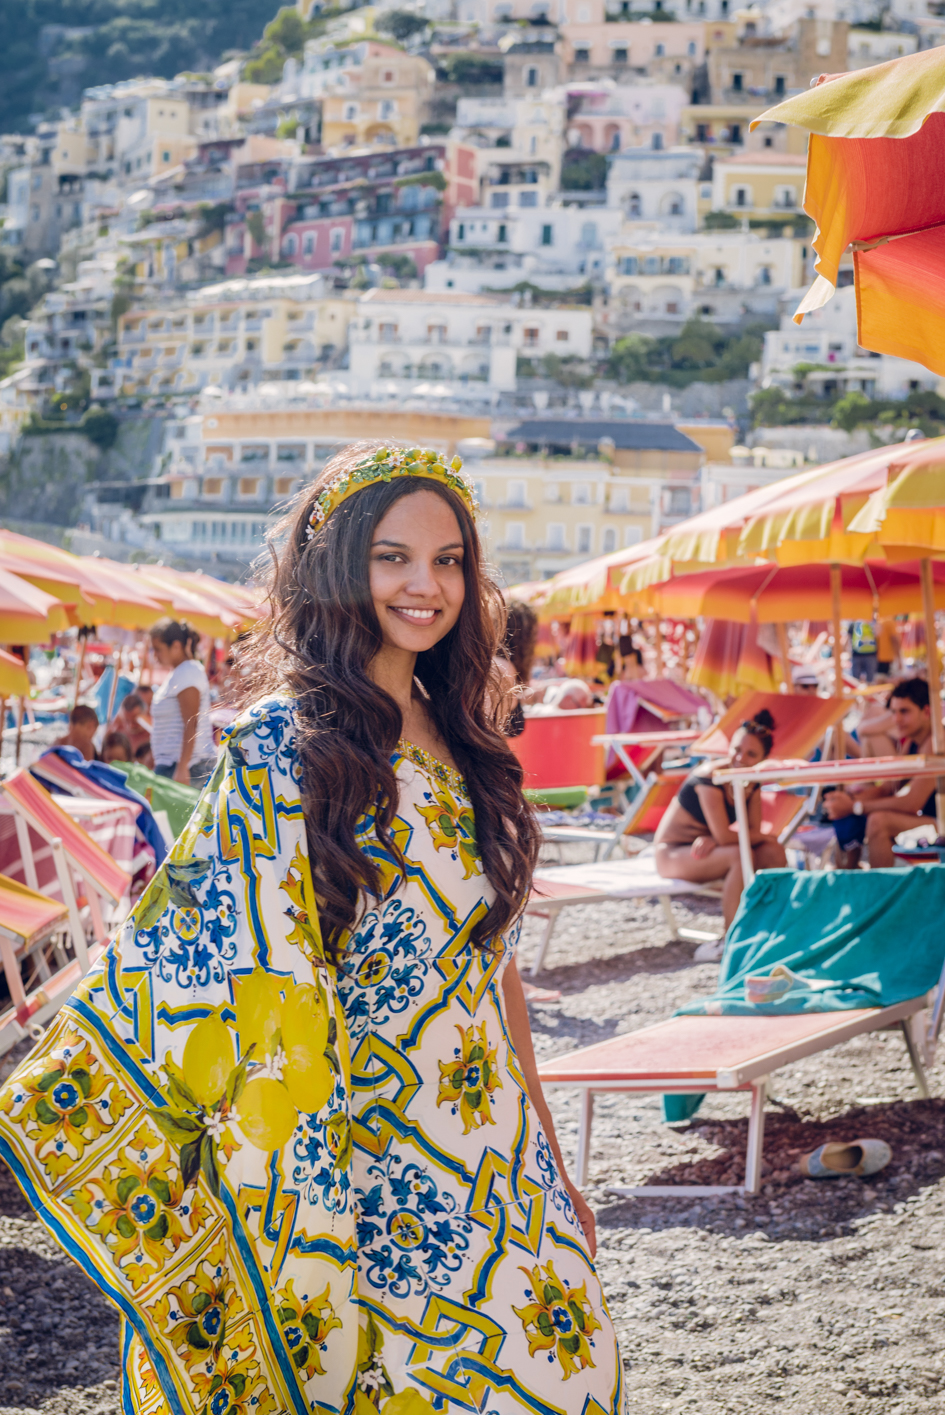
[525,791,809,975]
[537,998,942,1197]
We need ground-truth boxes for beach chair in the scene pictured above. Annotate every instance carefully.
[525,788,810,975]
[537,867,945,1195]
[541,767,689,861]
[0,769,132,943]
[693,690,849,760]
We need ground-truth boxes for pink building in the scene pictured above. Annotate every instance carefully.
[561,8,705,80]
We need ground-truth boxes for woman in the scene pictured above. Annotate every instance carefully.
[0,443,623,1415]
[655,709,786,927]
[149,618,216,788]
[495,598,539,736]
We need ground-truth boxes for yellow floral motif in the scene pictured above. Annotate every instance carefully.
[436,1022,501,1134]
[67,1123,210,1292]
[415,781,480,880]
[280,844,325,964]
[513,1260,601,1379]
[192,1333,276,1415]
[150,1241,243,1377]
[276,1276,342,1379]
[0,1033,131,1181]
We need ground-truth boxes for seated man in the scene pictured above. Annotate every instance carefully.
[55,704,100,761]
[108,691,151,756]
[824,677,937,866]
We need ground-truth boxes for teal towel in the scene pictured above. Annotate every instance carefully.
[664,867,945,1121]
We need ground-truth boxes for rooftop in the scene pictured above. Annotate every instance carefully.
[504,419,704,453]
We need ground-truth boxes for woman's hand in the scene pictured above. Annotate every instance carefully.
[824,790,854,820]
[565,1179,597,1257]
[173,763,191,786]
[690,834,716,859]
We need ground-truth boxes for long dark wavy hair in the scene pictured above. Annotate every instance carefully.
[241,440,541,960]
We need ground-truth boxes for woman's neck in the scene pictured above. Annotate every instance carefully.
[368,644,418,723]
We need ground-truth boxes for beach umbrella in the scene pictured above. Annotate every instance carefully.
[0,569,70,643]
[689,619,782,698]
[0,531,165,629]
[753,48,945,375]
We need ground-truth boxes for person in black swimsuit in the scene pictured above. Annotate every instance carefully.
[654,708,787,928]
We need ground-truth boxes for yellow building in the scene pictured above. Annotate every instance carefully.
[117,277,357,396]
[318,42,435,151]
[711,151,809,219]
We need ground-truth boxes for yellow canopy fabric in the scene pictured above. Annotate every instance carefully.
[752,47,945,140]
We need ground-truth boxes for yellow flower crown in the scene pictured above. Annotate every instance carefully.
[306,446,478,539]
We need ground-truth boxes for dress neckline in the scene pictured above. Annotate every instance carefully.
[396,738,467,794]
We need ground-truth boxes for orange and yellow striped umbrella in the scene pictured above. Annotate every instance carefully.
[689,619,782,698]
[754,48,945,375]
[0,568,70,643]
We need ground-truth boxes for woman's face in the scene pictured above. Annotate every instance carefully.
[151,637,186,669]
[369,489,466,657]
[731,728,767,769]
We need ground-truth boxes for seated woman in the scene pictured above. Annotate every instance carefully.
[654,709,786,928]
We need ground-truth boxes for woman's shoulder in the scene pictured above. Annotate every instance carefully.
[169,657,209,689]
[219,692,300,772]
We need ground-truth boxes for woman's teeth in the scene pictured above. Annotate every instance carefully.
[395,608,437,620]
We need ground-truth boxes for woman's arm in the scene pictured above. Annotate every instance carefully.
[174,685,200,785]
[501,955,597,1257]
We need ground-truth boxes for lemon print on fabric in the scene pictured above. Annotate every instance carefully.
[437,1021,501,1133]
[513,1260,602,1379]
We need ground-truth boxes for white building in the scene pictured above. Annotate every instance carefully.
[761,285,940,399]
[452,93,566,191]
[607,228,807,332]
[606,146,705,233]
[348,288,593,395]
[439,203,623,285]
[847,26,918,65]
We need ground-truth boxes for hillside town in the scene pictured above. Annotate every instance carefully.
[2,0,944,577]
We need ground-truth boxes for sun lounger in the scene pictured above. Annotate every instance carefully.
[0,769,132,942]
[694,689,849,760]
[541,768,689,861]
[538,1004,935,1195]
[527,790,809,974]
[537,867,945,1195]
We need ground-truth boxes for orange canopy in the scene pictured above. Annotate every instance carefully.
[0,568,70,644]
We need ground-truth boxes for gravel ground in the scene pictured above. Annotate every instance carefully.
[3,871,945,1414]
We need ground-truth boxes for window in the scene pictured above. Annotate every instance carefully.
[491,191,510,209]
[651,132,663,150]
[764,135,773,148]
[775,186,797,208]
[602,527,617,553]
[457,223,465,240]
[624,525,643,547]
[577,525,593,554]
[379,322,398,342]
[546,523,565,550]
[427,323,447,343]
[239,477,260,496]
[505,521,525,547]
[476,325,492,344]
[283,233,298,255]
[275,477,296,495]
[382,69,395,82]
[526,66,539,87]
[613,47,628,63]
[666,301,678,313]
[757,265,772,285]
[202,477,223,495]
[572,484,590,504]
[506,479,527,506]
[497,223,507,242]
[654,42,665,55]
[687,39,696,54]
[609,486,629,512]
[774,74,786,95]
[628,193,641,217]
[303,231,315,255]
[330,227,344,252]
[343,103,358,120]
[523,327,540,347]
[575,46,590,62]
[556,329,569,342]
[732,71,743,91]
[734,186,750,207]
[730,123,742,143]
[379,99,396,120]
[245,339,258,352]
[162,150,171,163]
[541,224,553,246]
[170,480,185,499]
[519,190,538,207]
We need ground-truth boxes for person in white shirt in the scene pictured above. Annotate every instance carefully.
[148,619,217,788]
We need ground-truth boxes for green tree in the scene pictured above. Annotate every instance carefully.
[832,389,871,432]
[607,334,655,383]
[79,406,119,449]
[439,53,504,85]
[376,10,428,40]
[670,317,721,369]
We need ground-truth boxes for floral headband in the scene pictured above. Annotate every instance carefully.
[305,446,478,539]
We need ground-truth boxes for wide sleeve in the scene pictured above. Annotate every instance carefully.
[0,695,360,1415]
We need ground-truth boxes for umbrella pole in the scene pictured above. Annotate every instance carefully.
[776,623,792,692]
[72,633,88,710]
[830,564,845,757]
[919,558,945,834]
[14,696,25,767]
[106,645,122,722]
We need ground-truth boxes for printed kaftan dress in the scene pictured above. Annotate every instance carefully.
[0,697,623,1415]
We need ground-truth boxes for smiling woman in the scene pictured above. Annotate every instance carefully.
[0,441,624,1415]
